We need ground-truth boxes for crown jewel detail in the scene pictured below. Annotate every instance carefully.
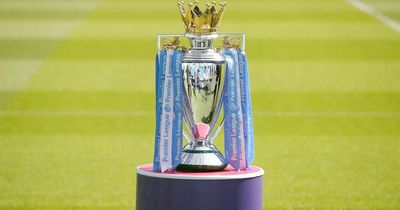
[178,1,227,34]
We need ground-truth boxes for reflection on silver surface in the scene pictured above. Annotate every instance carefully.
[178,34,227,172]
[182,62,223,128]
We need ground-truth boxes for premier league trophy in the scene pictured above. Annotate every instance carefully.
[153,0,254,172]
[136,2,263,210]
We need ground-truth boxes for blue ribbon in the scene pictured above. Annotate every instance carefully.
[223,49,245,170]
[153,50,184,172]
[238,50,255,168]
[153,51,165,171]
[223,48,254,170]
[172,51,183,168]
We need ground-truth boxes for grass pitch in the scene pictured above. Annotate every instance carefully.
[0,0,399,209]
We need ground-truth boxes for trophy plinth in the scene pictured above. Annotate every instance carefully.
[136,164,264,210]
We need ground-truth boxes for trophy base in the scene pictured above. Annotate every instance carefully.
[176,164,227,172]
[177,143,227,172]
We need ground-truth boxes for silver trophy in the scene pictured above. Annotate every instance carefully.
[158,1,244,172]
[178,33,227,172]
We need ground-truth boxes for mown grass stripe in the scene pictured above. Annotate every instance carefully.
[84,10,371,22]
[10,19,400,39]
[94,0,358,12]
[0,110,399,117]
[0,114,398,135]
[0,0,98,11]
[2,90,400,112]
[5,59,399,92]
[0,10,88,20]
[65,21,400,40]
[3,38,396,61]
[0,20,81,39]
[0,60,43,91]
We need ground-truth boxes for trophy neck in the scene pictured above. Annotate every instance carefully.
[185,33,218,50]
[183,33,224,63]
[190,38,213,50]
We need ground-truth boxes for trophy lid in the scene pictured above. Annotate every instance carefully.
[177,1,227,35]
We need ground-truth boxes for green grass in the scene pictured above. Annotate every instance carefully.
[0,0,400,209]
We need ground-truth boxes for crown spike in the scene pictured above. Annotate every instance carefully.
[213,2,226,29]
[202,3,212,29]
[187,2,196,23]
[210,3,216,15]
[178,2,189,27]
[177,2,185,12]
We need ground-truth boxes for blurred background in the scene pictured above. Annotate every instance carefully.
[0,0,399,209]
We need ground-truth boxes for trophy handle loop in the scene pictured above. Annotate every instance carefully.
[208,117,225,144]
[183,131,191,143]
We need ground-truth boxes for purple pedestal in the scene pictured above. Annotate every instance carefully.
[136,164,264,210]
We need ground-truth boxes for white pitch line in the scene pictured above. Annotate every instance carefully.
[0,110,399,118]
[348,0,400,33]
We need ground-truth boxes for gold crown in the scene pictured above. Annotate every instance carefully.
[177,1,227,34]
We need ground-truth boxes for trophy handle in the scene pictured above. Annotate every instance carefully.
[183,120,194,143]
[208,117,225,144]
[183,131,191,143]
